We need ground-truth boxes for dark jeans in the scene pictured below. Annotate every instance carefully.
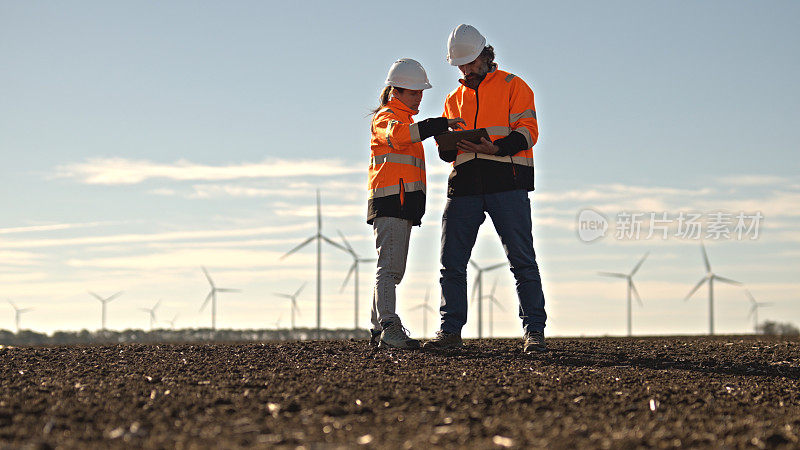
[439,189,546,335]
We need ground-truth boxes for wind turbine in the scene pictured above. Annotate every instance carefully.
[280,189,349,338]
[469,259,507,338]
[482,279,507,338]
[338,230,376,329]
[139,300,161,331]
[745,289,773,334]
[684,242,742,335]
[89,291,122,331]
[598,251,649,336]
[410,287,435,338]
[7,300,33,333]
[200,267,241,330]
[274,283,305,330]
[164,313,179,330]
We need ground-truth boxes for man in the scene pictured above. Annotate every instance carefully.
[423,24,547,352]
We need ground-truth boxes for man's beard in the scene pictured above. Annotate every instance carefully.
[463,63,490,89]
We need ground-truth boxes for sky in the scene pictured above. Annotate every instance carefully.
[1,1,798,337]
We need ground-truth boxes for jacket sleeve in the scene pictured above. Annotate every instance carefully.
[372,111,447,150]
[438,104,457,162]
[493,77,539,156]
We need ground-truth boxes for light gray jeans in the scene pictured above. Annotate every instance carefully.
[370,216,413,330]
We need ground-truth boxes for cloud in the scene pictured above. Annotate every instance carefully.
[0,224,311,249]
[54,157,363,185]
[0,221,115,235]
[714,174,790,186]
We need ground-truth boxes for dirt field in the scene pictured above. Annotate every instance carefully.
[1,336,799,449]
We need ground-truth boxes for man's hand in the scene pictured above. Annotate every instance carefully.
[448,117,466,130]
[456,137,498,155]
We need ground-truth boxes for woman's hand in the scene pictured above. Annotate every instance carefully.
[448,117,466,130]
[456,137,499,155]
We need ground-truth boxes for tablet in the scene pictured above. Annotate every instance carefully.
[434,128,490,152]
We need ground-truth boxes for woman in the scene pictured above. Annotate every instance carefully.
[367,58,464,349]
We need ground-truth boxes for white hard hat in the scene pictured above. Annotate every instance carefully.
[385,58,432,90]
[446,24,486,66]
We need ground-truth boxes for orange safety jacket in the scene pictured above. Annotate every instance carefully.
[367,97,448,225]
[441,67,539,197]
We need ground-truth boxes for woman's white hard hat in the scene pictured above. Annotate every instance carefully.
[446,24,486,66]
[385,58,432,90]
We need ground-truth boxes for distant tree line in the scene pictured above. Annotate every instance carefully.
[757,321,800,336]
[0,328,368,346]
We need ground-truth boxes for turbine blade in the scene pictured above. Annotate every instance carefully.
[202,266,215,287]
[7,299,17,309]
[744,289,756,304]
[340,263,356,292]
[106,291,123,303]
[490,279,498,296]
[701,242,711,272]
[485,262,507,272]
[19,308,33,313]
[684,276,708,301]
[153,299,162,311]
[598,272,628,279]
[359,258,377,263]
[469,259,479,270]
[630,251,650,276]
[757,302,774,307]
[491,297,506,312]
[321,235,348,253]
[274,293,293,299]
[631,281,643,306]
[281,236,315,259]
[216,288,241,293]
[293,300,301,317]
[748,305,756,318]
[425,287,430,305]
[337,229,356,254]
[470,276,480,304]
[200,292,213,311]
[89,291,104,302]
[294,282,307,298]
[714,275,742,286]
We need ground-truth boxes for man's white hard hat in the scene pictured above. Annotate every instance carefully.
[446,24,486,66]
[385,58,432,90]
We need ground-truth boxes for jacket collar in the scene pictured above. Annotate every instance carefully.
[386,97,418,116]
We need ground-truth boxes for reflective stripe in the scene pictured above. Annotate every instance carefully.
[371,153,425,169]
[505,73,516,82]
[370,180,426,198]
[454,152,533,167]
[485,126,511,137]
[409,123,421,143]
[386,120,397,149]
[516,127,534,148]
[509,109,536,122]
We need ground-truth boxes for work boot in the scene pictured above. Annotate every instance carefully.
[378,321,420,349]
[369,329,381,348]
[523,330,546,352]
[422,330,463,349]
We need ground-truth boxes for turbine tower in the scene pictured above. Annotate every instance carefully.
[745,289,772,334]
[598,251,649,336]
[410,287,435,338]
[684,242,742,335]
[281,189,349,338]
[139,300,161,331]
[274,283,305,330]
[338,230,376,329]
[89,291,122,331]
[482,279,506,338]
[469,259,507,339]
[7,300,33,333]
[200,267,240,330]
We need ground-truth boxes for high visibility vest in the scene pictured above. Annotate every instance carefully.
[367,97,427,224]
[443,68,538,169]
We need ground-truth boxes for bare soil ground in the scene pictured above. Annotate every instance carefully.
[1,336,799,449]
